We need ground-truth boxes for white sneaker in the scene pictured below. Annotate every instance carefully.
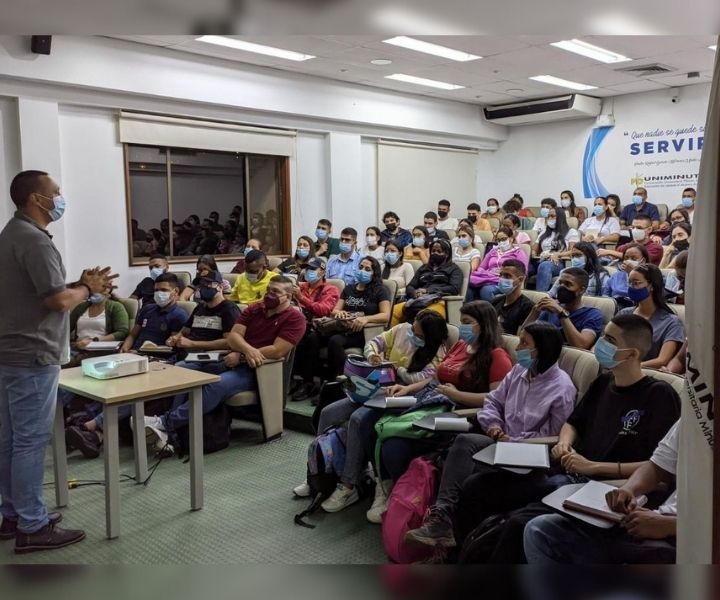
[143,416,168,448]
[366,481,390,524]
[321,484,359,513]
[293,482,311,498]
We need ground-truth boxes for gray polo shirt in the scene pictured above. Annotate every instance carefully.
[0,212,68,367]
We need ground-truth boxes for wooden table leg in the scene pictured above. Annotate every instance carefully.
[189,386,204,511]
[103,404,120,539]
[131,401,148,483]
[52,399,68,508]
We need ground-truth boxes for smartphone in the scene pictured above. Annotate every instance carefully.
[197,354,211,360]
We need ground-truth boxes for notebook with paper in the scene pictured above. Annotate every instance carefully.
[139,340,173,353]
[364,396,416,409]
[85,341,122,351]
[472,443,532,475]
[493,442,549,469]
[561,480,635,524]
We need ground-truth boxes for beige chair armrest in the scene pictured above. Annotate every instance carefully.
[255,358,285,440]
[444,296,464,327]
[453,408,477,418]
[520,436,559,445]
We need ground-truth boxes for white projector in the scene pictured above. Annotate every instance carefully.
[81,353,149,380]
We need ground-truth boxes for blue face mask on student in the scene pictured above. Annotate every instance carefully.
[39,193,66,221]
[412,237,425,247]
[570,256,587,268]
[458,238,471,249]
[458,324,477,345]
[339,242,353,254]
[681,196,694,208]
[627,286,650,303]
[407,329,425,348]
[304,269,320,284]
[516,348,537,371]
[592,205,605,217]
[198,286,217,302]
[384,252,399,265]
[296,247,310,259]
[540,207,550,219]
[355,269,372,284]
[149,266,164,280]
[632,195,644,205]
[244,246,253,256]
[594,337,629,369]
[88,293,105,304]
[497,277,516,295]
[316,229,328,240]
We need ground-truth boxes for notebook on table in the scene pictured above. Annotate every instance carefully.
[472,444,532,475]
[561,480,647,524]
[85,341,122,351]
[493,441,550,469]
[139,341,174,353]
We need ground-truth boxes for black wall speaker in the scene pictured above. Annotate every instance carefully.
[30,36,52,55]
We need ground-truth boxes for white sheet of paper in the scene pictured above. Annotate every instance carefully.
[85,341,122,351]
[493,442,549,469]
[433,417,471,432]
[385,397,416,408]
[562,480,625,521]
[472,444,532,475]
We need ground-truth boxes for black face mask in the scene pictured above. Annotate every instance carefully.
[437,210,448,218]
[556,286,576,305]
[467,214,478,223]
[429,253,446,267]
[673,239,690,252]
[385,223,398,232]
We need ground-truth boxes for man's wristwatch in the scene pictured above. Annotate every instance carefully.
[558,310,570,319]
[92,337,100,342]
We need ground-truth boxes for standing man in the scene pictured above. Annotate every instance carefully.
[0,170,115,553]
[436,199,458,231]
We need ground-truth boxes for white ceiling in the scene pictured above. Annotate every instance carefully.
[110,35,717,105]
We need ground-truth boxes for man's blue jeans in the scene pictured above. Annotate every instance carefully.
[162,360,257,431]
[536,260,563,292]
[0,364,61,533]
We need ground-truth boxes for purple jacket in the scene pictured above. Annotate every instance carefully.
[469,246,529,287]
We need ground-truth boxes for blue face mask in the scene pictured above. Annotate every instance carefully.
[316,228,328,240]
[412,237,425,248]
[540,207,550,219]
[458,237,471,249]
[199,286,217,302]
[304,269,319,284]
[355,269,372,284]
[627,286,650,303]
[407,329,426,348]
[296,247,310,259]
[516,348,537,371]
[592,205,605,217]
[497,277,516,295]
[39,193,66,221]
[632,195,644,205]
[149,266,165,280]
[458,323,477,345]
[339,242,353,254]
[570,256,587,268]
[384,252,399,266]
[88,293,105,304]
[681,196,694,208]
[594,337,630,369]
[244,246,253,256]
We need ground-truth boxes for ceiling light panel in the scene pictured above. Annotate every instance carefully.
[195,35,315,61]
[529,75,598,91]
[551,39,631,63]
[382,36,481,62]
[385,73,465,90]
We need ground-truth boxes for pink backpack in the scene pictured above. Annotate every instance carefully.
[381,457,438,564]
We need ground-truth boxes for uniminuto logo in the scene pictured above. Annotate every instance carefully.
[583,126,614,198]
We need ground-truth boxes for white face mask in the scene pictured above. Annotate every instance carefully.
[497,240,512,252]
[546,219,557,229]
[487,206,498,214]
[154,291,172,307]
[366,235,377,246]
[631,228,647,242]
[561,199,571,208]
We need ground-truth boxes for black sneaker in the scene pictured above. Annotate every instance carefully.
[404,507,456,547]
[291,382,318,402]
[15,522,84,553]
[0,512,63,541]
[65,426,101,459]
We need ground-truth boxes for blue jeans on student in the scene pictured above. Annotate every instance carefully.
[162,360,257,431]
[536,260,563,292]
[465,283,502,303]
[0,364,61,533]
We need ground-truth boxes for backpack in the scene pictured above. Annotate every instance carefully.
[456,513,510,564]
[311,381,346,434]
[171,403,232,458]
[294,427,347,528]
[381,456,438,564]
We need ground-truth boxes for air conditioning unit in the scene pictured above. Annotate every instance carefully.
[483,94,602,126]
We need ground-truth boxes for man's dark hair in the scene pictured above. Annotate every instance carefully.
[318,218,332,228]
[155,272,179,288]
[562,266,590,290]
[610,313,654,359]
[503,199,522,213]
[467,202,481,212]
[245,249,267,264]
[383,211,400,222]
[270,274,294,292]
[10,170,48,207]
[633,214,653,226]
[522,322,564,374]
[438,199,450,208]
[340,227,358,238]
[424,211,438,221]
[500,258,526,276]
[540,197,558,208]
[682,187,696,194]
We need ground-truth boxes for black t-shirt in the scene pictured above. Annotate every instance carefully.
[568,373,680,463]
[132,274,186,305]
[341,284,391,316]
[492,294,534,335]
[184,300,241,343]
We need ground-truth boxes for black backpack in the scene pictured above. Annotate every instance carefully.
[170,403,232,458]
[311,380,346,434]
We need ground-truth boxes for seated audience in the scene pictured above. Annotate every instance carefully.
[512,194,534,218]
[492,260,534,335]
[230,238,262,273]
[382,240,415,298]
[391,239,462,325]
[276,236,316,275]
[423,212,449,242]
[380,211,412,247]
[619,187,660,230]
[579,196,621,245]
[524,268,604,349]
[598,215,662,266]
[524,419,681,564]
[143,276,304,453]
[502,214,532,245]
[602,243,650,309]
[66,274,189,457]
[606,193,622,218]
[549,242,608,297]
[503,199,533,230]
[404,225,431,264]
[658,223,691,269]
[361,226,385,260]
[532,198,557,236]
[228,250,275,305]
[295,312,449,521]
[326,227,362,286]
[181,255,231,301]
[290,258,342,401]
[559,190,586,224]
[314,219,341,258]
[452,224,482,270]
[466,226,529,302]
[532,207,579,292]
[676,187,695,223]
[404,323,574,547]
[466,202,492,233]
[436,199,459,232]
[130,253,185,305]
[664,250,687,305]
[618,264,685,369]
[481,198,503,227]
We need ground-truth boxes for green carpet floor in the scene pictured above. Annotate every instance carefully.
[1,420,387,565]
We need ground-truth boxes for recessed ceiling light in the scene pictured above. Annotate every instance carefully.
[385,73,464,90]
[382,36,481,62]
[195,35,315,62]
[505,88,524,93]
[550,39,631,63]
[710,45,717,51]
[529,75,597,91]
[370,59,393,65]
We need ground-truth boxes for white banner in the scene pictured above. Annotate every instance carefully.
[676,39,718,564]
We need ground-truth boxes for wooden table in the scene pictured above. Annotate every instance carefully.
[54,363,220,539]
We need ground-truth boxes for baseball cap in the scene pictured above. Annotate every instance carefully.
[305,257,326,270]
